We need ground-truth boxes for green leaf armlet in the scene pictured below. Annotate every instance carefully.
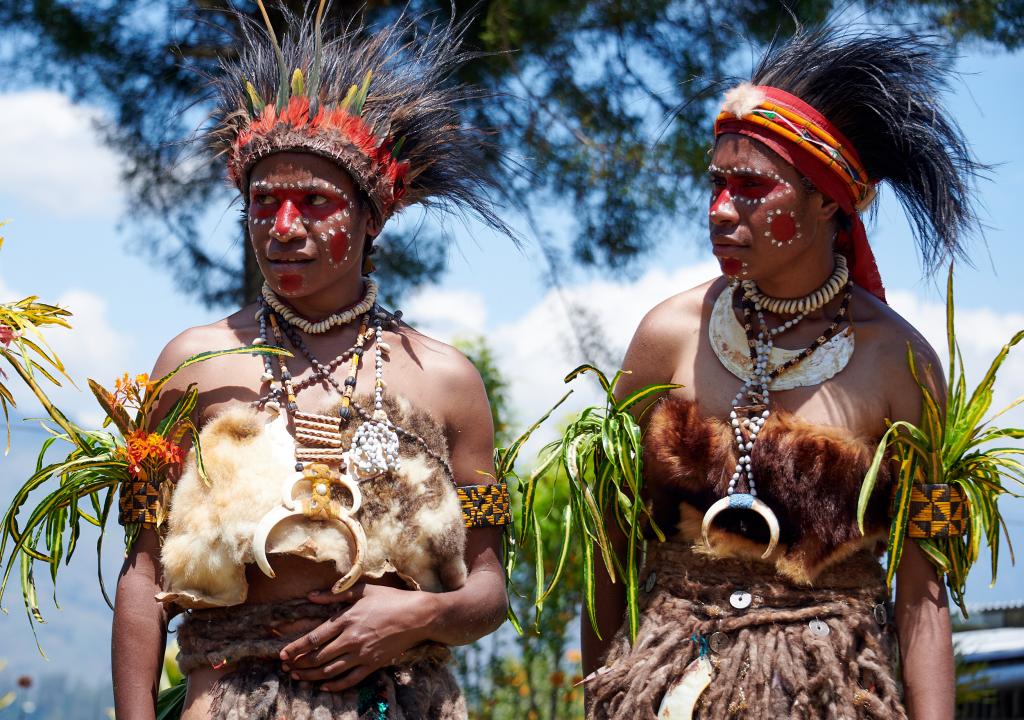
[0,343,290,648]
[497,364,679,642]
[857,267,1024,615]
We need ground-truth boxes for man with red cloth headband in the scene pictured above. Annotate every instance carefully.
[584,26,981,720]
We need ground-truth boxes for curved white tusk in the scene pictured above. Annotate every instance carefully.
[330,512,368,593]
[252,505,301,578]
[335,473,363,515]
[701,493,780,560]
[281,473,304,510]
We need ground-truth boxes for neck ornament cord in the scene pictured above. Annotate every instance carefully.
[261,278,379,334]
[702,263,854,559]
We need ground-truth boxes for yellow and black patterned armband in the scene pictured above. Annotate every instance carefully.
[118,476,166,528]
[906,483,966,539]
[458,482,512,528]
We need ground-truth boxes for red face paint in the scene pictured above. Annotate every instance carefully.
[273,199,302,237]
[710,187,732,216]
[720,258,742,276]
[770,214,797,243]
[330,235,349,263]
[250,188,350,223]
[279,273,303,293]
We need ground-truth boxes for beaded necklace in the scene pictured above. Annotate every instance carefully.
[256,287,401,479]
[254,302,455,482]
[702,263,854,558]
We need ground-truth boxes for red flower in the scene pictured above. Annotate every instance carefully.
[0,324,16,346]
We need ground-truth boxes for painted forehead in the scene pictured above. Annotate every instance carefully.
[250,178,351,196]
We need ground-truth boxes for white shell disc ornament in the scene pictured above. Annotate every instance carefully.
[657,655,715,719]
[350,419,401,478]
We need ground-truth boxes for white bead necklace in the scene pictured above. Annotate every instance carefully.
[261,278,379,334]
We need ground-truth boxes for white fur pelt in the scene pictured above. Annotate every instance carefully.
[159,399,467,608]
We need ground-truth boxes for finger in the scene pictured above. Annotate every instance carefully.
[288,634,359,670]
[321,664,375,692]
[279,618,345,662]
[308,581,366,605]
[290,652,359,682]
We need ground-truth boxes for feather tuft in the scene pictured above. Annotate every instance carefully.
[720,82,766,119]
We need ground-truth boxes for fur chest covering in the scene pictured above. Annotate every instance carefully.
[158,396,467,608]
[643,396,893,584]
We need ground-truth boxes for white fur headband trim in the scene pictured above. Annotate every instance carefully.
[721,83,767,119]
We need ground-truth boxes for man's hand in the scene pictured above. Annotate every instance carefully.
[279,582,437,691]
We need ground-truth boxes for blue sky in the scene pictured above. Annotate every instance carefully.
[1,41,1023,685]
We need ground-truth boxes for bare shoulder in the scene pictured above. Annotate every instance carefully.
[619,276,722,396]
[851,288,942,374]
[151,305,258,391]
[850,288,945,419]
[633,277,719,346]
[390,322,489,422]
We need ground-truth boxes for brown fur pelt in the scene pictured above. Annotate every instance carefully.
[643,396,894,584]
[588,541,905,720]
[159,395,466,608]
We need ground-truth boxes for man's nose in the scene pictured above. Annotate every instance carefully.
[271,199,305,240]
[709,188,738,224]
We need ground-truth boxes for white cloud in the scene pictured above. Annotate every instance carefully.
[0,90,122,219]
[1,274,133,427]
[488,261,721,432]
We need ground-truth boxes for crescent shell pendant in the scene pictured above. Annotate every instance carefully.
[701,493,780,560]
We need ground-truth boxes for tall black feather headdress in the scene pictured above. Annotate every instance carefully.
[209,1,508,235]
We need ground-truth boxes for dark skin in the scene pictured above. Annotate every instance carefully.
[582,135,954,719]
[111,152,508,719]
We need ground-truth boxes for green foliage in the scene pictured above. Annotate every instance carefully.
[0,344,288,648]
[456,472,585,720]
[3,1,1019,305]
[858,268,1024,615]
[0,230,74,452]
[502,365,677,642]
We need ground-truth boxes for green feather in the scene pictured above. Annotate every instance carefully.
[290,68,305,99]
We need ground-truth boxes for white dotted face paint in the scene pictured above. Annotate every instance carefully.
[708,164,803,249]
[247,179,357,267]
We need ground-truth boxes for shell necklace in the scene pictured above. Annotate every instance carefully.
[261,278,379,334]
[709,255,855,391]
[702,258,854,559]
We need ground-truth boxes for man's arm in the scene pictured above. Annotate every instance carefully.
[112,329,205,717]
[887,333,955,720]
[583,300,682,675]
[112,528,169,720]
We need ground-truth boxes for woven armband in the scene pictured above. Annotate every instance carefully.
[906,483,966,539]
[118,476,166,527]
[458,482,512,528]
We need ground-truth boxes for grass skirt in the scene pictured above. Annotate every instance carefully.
[587,542,906,719]
[177,600,466,719]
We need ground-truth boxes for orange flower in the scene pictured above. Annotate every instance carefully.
[119,430,184,480]
[565,649,582,664]
[549,671,566,687]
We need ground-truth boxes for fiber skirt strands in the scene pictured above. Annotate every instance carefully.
[177,600,467,719]
[587,541,906,719]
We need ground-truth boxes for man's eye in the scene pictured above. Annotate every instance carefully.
[253,194,276,206]
[307,194,328,206]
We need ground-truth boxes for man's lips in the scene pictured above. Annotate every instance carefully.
[268,257,316,271]
[711,242,749,257]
